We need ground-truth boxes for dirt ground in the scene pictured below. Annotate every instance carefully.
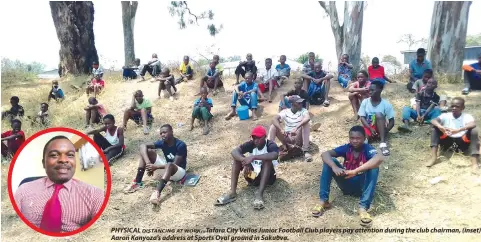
[1,72,481,242]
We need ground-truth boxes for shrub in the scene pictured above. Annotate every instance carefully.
[1,58,45,84]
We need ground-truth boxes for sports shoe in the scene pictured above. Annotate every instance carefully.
[123,181,144,193]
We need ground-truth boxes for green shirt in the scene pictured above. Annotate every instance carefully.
[135,98,152,110]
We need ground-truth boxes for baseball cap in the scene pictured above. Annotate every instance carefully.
[288,95,305,103]
[251,126,266,138]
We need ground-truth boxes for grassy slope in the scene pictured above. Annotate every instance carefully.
[1,72,480,241]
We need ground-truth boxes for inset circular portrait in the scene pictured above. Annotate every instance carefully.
[7,127,111,237]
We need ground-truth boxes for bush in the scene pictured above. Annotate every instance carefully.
[1,58,45,84]
[296,52,323,64]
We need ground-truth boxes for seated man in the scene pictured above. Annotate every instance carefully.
[409,69,448,111]
[176,55,194,84]
[337,54,353,88]
[428,97,480,170]
[86,74,105,98]
[14,136,104,232]
[139,53,161,81]
[257,58,279,103]
[122,58,141,80]
[312,125,384,228]
[47,80,65,102]
[123,90,154,135]
[302,52,316,74]
[275,55,291,84]
[348,70,371,118]
[123,124,187,206]
[1,96,25,121]
[29,103,50,126]
[408,48,432,92]
[358,80,395,156]
[84,97,107,129]
[191,87,213,135]
[1,119,25,158]
[399,78,441,133]
[279,78,309,111]
[368,57,394,85]
[198,61,223,96]
[215,126,279,210]
[301,62,333,107]
[225,72,259,121]
[269,95,312,162]
[86,114,125,166]
[235,53,257,85]
[151,67,177,101]
[461,52,481,95]
[91,61,104,79]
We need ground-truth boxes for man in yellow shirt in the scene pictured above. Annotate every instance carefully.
[176,56,194,84]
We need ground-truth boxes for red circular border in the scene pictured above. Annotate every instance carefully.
[7,127,112,237]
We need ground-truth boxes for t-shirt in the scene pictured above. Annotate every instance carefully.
[1,130,25,150]
[285,89,309,107]
[91,79,105,87]
[215,63,224,73]
[194,98,213,112]
[238,81,258,101]
[412,79,427,93]
[333,143,378,170]
[179,62,193,75]
[135,98,152,110]
[239,61,257,73]
[153,138,187,169]
[7,105,24,117]
[302,61,315,73]
[409,59,432,79]
[239,140,279,155]
[338,63,352,79]
[278,108,309,132]
[259,68,279,84]
[51,86,65,98]
[437,113,475,138]
[275,64,291,76]
[368,65,385,80]
[415,91,440,110]
[350,81,372,99]
[358,98,395,125]
[207,67,218,77]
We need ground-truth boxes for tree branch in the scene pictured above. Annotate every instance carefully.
[182,1,200,25]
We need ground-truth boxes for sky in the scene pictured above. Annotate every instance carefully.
[1,1,480,71]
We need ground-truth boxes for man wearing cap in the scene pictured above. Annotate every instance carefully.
[408,48,432,92]
[215,126,279,210]
[461,52,481,95]
[268,95,313,162]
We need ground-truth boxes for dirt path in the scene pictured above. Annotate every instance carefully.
[1,74,481,241]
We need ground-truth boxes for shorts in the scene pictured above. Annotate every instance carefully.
[258,81,279,93]
[363,124,378,138]
[244,165,276,186]
[153,155,186,182]
[130,111,154,125]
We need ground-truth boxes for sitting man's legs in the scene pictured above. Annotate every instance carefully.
[455,128,480,170]
[85,107,101,127]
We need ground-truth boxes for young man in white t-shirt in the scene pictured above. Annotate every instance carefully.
[428,97,480,170]
[358,80,395,156]
[257,58,280,103]
[268,95,313,162]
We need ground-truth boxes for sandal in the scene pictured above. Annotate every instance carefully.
[380,143,390,156]
[253,199,265,210]
[304,152,313,162]
[462,88,470,95]
[323,99,330,107]
[214,194,237,206]
[311,204,329,217]
[359,209,373,227]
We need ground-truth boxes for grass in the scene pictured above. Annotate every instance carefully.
[1,71,481,241]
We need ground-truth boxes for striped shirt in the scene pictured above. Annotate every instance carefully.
[278,108,309,132]
[14,177,104,232]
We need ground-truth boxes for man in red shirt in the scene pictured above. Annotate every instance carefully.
[86,74,105,98]
[1,119,25,158]
[368,57,394,85]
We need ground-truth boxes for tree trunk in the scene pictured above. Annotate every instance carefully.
[319,1,364,74]
[428,1,471,79]
[121,1,138,66]
[50,2,98,76]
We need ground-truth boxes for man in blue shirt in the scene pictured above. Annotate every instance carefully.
[462,52,481,95]
[276,55,291,84]
[225,72,259,121]
[408,48,432,92]
[123,124,188,206]
[301,62,334,106]
[312,125,384,227]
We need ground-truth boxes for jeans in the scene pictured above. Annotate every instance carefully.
[402,107,441,122]
[319,158,379,209]
[231,91,258,109]
[192,107,213,121]
[123,69,138,79]
[338,76,350,88]
[464,71,481,90]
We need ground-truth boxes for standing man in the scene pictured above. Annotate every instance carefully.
[14,136,104,232]
[408,48,432,92]
[215,126,279,210]
[123,124,188,205]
